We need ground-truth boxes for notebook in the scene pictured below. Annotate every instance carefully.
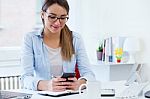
[38,90,79,97]
[0,90,32,99]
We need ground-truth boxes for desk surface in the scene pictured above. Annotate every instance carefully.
[8,81,146,99]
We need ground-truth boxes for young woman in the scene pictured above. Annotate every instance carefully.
[21,0,95,92]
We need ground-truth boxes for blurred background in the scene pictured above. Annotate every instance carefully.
[0,0,150,82]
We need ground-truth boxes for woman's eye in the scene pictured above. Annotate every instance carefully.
[49,16,56,19]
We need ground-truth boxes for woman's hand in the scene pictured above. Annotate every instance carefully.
[65,77,80,91]
[38,77,69,92]
[37,77,86,91]
[48,77,69,92]
[65,77,86,91]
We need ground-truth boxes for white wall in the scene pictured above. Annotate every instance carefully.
[0,0,36,46]
[0,47,21,77]
[68,0,150,81]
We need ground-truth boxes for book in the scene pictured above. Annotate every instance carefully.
[108,37,113,62]
[105,38,109,63]
[102,39,106,61]
[101,36,126,63]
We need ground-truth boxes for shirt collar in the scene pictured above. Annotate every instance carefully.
[34,28,44,38]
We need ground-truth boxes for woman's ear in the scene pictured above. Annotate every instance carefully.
[41,11,44,19]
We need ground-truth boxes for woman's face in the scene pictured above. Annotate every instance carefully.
[42,4,68,34]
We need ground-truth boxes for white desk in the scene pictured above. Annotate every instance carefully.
[10,81,147,99]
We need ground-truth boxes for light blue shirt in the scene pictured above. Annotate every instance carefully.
[21,28,95,90]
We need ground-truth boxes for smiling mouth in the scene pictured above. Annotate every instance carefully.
[52,25,62,29]
[53,26,59,28]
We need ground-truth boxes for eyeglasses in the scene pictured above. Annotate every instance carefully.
[45,12,69,23]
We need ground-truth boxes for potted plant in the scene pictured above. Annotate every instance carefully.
[114,48,123,63]
[96,43,103,60]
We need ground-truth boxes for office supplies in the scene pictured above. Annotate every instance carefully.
[116,82,149,98]
[101,89,115,96]
[0,90,32,99]
[144,90,150,98]
[38,90,79,97]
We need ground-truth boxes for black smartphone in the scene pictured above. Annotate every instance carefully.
[61,73,76,82]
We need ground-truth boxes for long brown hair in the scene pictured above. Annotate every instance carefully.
[41,0,75,61]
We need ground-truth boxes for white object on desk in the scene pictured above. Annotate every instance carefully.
[101,89,115,96]
[116,82,149,99]
[79,81,101,99]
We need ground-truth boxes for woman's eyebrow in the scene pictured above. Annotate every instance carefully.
[46,13,56,15]
[47,12,68,16]
[61,14,68,17]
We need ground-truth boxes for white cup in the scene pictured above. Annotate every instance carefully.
[79,81,101,99]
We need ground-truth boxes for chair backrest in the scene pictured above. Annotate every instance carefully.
[75,64,80,79]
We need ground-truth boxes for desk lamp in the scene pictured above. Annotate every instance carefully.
[123,37,140,63]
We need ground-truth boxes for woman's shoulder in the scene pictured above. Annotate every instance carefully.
[24,28,43,38]
[72,31,84,46]
[72,31,82,39]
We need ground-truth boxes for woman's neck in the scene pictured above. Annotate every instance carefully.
[44,28,60,40]
[43,29,61,48]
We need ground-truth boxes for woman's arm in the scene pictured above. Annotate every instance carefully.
[21,32,42,90]
[73,32,96,81]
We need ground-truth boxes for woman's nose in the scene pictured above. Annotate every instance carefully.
[53,19,61,25]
